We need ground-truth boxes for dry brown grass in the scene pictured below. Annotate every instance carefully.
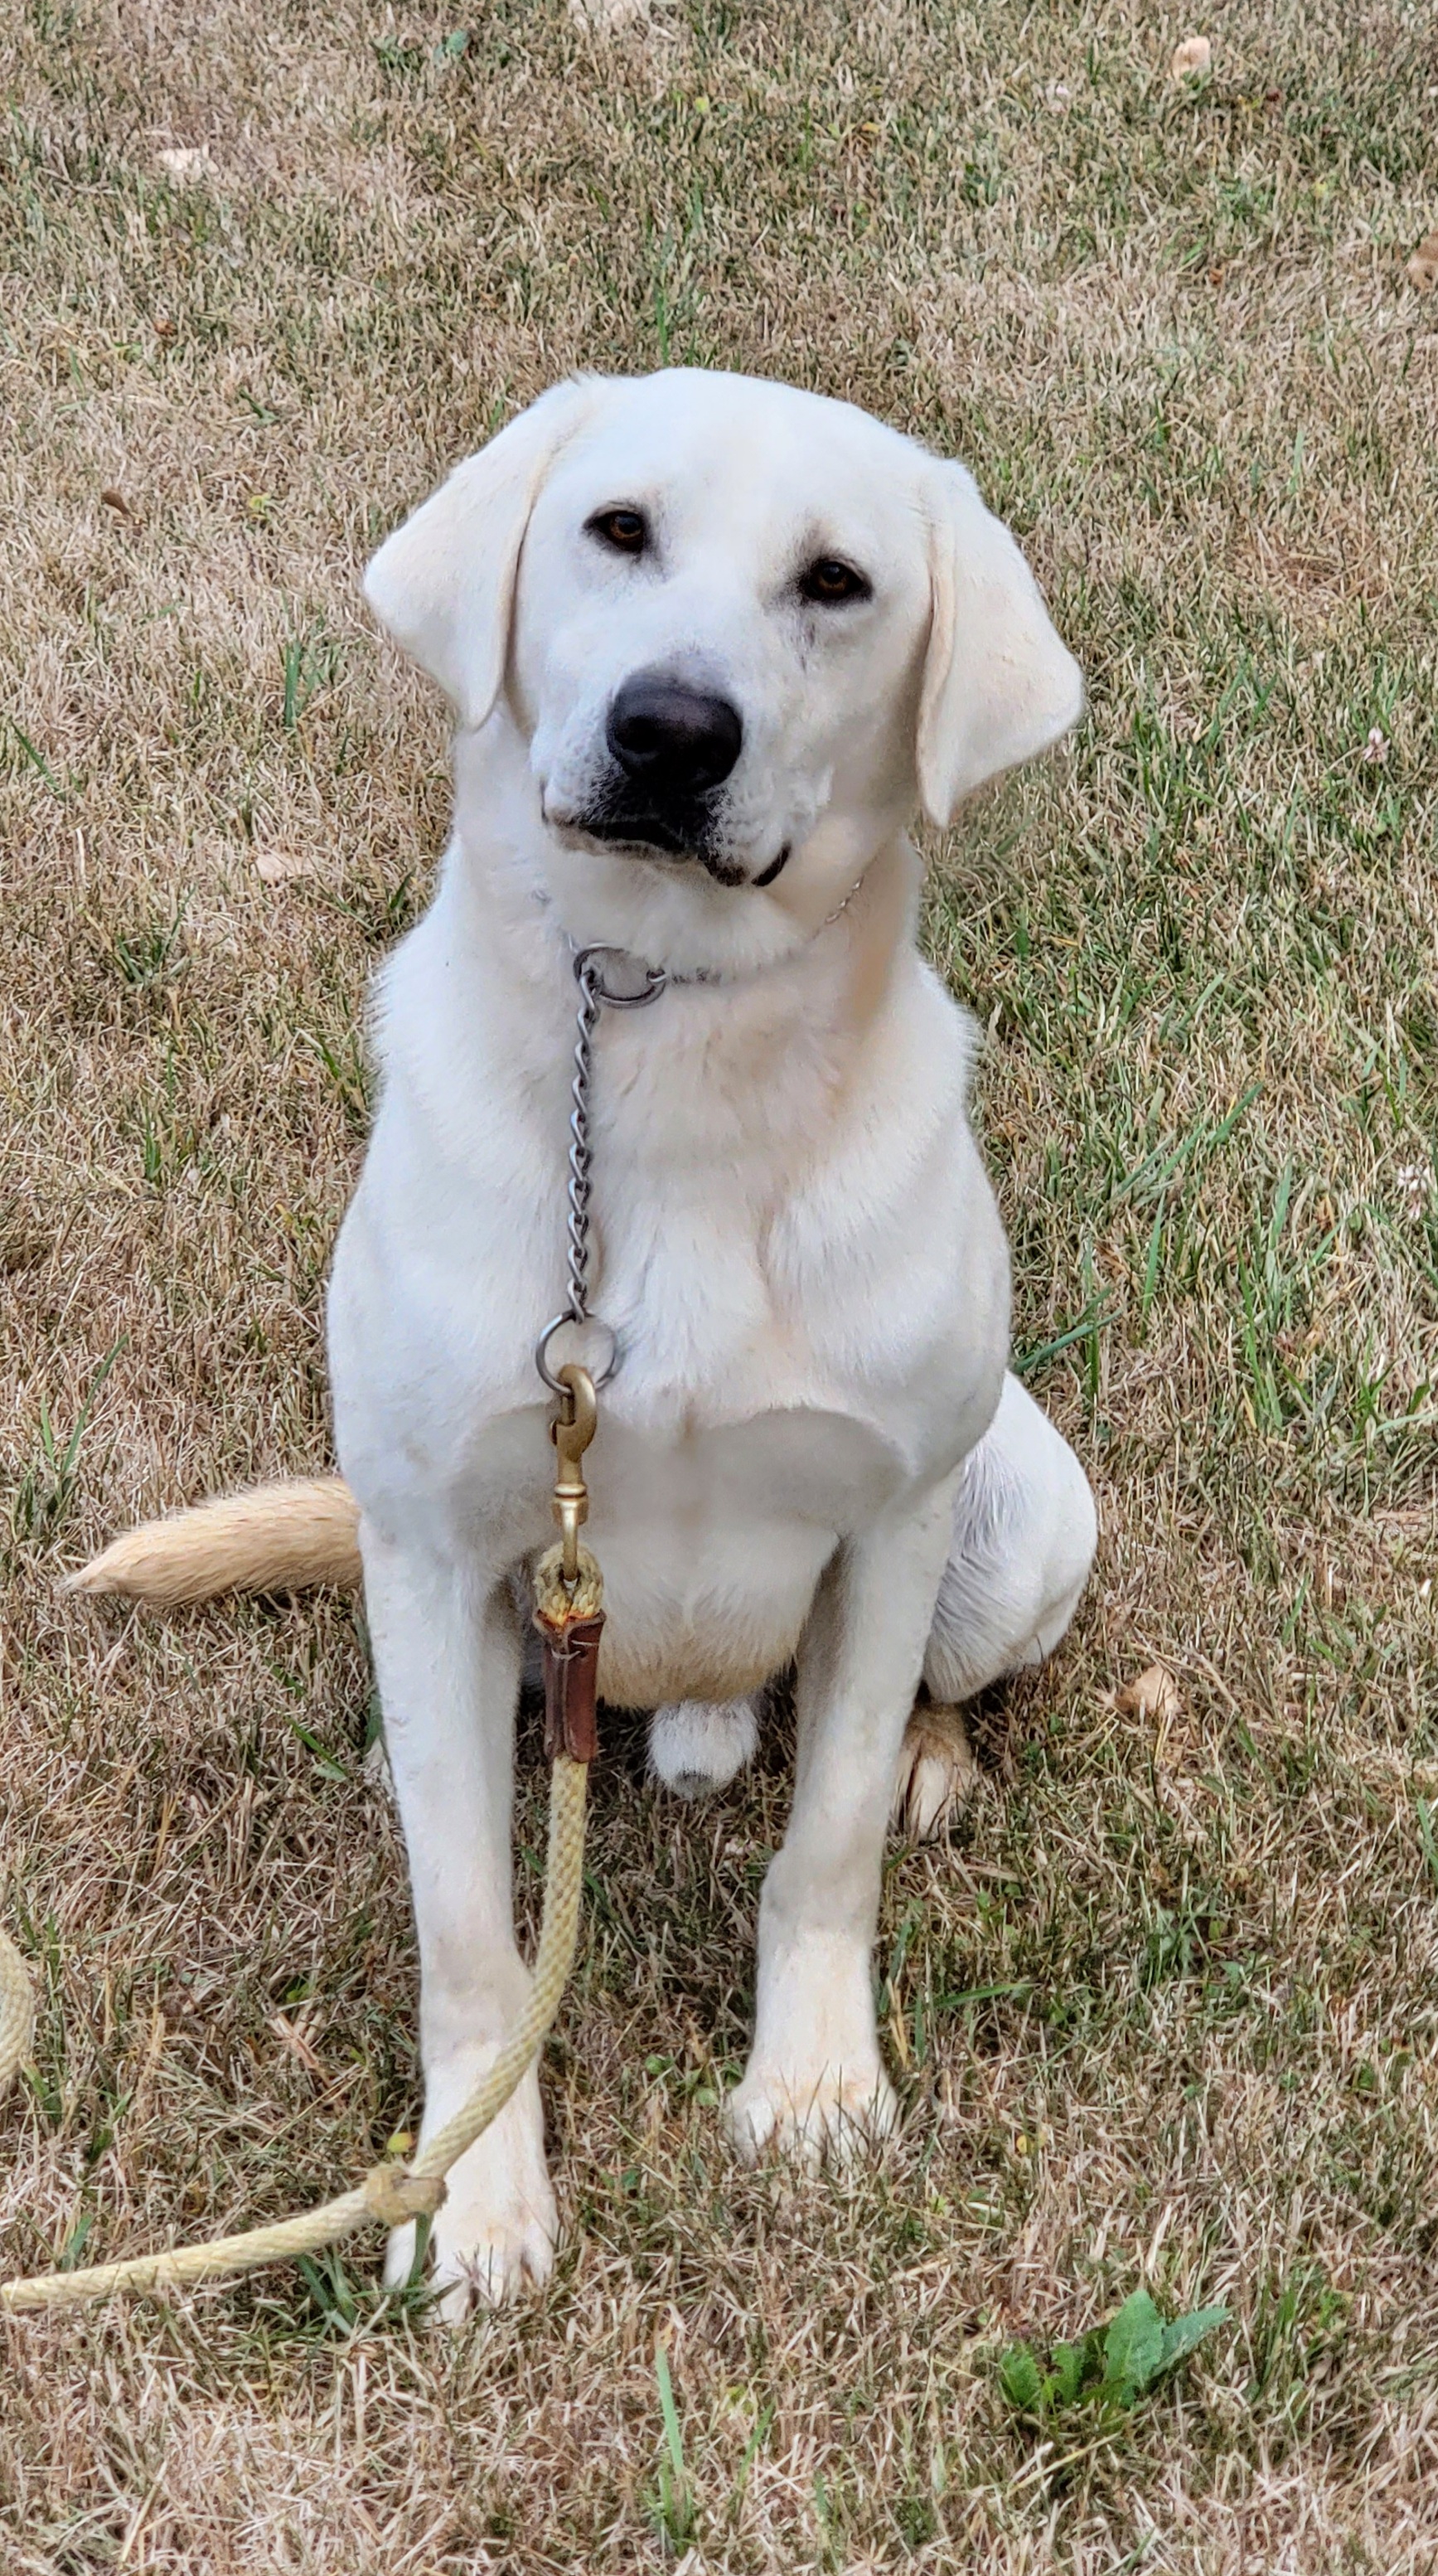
[2,0,1436,2565]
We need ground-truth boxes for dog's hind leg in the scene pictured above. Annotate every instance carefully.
[893,1374,1097,1841]
[924,1371,1097,1706]
[648,1696,760,1797]
[891,1699,980,1841]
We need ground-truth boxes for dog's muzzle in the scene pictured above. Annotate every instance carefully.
[574,672,746,880]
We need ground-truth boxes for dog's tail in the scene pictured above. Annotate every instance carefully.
[66,1478,362,1607]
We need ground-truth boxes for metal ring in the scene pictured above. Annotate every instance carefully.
[572,945,667,1009]
[535,1310,620,1395]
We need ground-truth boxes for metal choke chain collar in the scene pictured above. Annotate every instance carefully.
[533,872,868,1401]
[533,945,664,1399]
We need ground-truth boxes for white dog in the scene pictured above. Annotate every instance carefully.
[77,369,1097,2316]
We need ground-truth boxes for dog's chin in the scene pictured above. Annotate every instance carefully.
[533,812,821,983]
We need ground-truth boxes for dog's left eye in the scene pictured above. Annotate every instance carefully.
[587,507,648,555]
[798,556,871,605]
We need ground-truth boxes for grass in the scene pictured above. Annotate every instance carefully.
[1,0,1436,2564]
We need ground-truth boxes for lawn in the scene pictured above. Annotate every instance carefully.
[2,1,1436,2567]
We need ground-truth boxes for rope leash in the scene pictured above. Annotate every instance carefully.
[0,1930,35,2127]
[0,1757,587,2314]
[0,942,652,2318]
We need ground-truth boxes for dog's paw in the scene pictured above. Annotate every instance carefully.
[384,2064,557,2320]
[892,1700,978,1841]
[723,2058,898,2169]
[648,1695,759,1798]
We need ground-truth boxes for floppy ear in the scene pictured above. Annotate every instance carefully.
[916,461,1084,827]
[363,378,599,728]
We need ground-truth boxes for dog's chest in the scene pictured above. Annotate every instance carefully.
[570,1404,911,1707]
[331,920,1007,1705]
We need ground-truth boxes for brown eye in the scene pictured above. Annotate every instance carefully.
[587,507,648,555]
[799,556,870,604]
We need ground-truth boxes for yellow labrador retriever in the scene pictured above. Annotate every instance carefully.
[77,370,1097,2316]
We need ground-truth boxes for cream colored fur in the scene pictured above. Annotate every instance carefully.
[70,1478,361,1605]
[74,370,1098,2319]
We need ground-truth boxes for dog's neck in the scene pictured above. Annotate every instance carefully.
[381,718,932,1216]
[449,711,919,1001]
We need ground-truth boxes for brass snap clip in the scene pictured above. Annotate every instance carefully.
[550,1361,598,1587]
[537,1361,605,1765]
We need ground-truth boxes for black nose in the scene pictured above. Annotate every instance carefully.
[606,675,743,797]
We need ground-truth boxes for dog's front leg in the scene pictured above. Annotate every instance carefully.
[361,1522,556,2316]
[724,1477,959,2166]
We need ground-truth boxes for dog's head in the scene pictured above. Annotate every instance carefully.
[366,370,1081,960]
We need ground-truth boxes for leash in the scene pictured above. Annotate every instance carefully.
[0,944,660,2315]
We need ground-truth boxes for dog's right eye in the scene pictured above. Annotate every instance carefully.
[586,507,648,556]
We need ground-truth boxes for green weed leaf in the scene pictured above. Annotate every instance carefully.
[1159,2304,1230,2371]
[998,2343,1044,2413]
[997,2292,1228,2426]
[1049,2337,1092,2404]
[1101,2288,1166,2401]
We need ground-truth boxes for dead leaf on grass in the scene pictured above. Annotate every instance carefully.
[157,146,211,183]
[100,487,136,519]
[1106,1661,1188,1770]
[568,0,653,27]
[1406,230,1438,291]
[1110,1662,1183,1728]
[254,849,317,883]
[1169,35,1212,78]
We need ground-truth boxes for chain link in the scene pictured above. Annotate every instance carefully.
[533,879,867,1397]
[562,958,602,1327]
[535,948,666,1394]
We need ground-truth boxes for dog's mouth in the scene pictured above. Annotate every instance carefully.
[556,799,756,890]
[750,843,791,887]
[553,803,791,892]
[580,807,712,863]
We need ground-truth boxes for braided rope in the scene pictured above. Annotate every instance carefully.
[0,1927,35,2113]
[0,1754,588,2315]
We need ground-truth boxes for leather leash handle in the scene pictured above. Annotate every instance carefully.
[537,1610,604,1763]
